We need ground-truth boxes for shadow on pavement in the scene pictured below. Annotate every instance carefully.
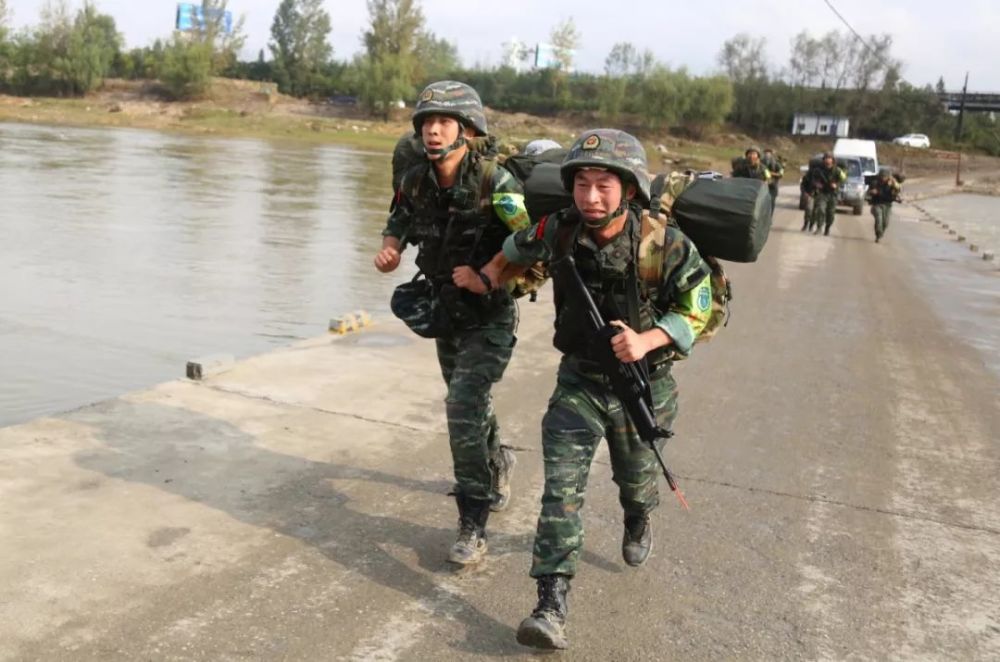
[70,399,539,657]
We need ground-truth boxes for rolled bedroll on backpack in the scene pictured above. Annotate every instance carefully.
[524,162,574,221]
[671,177,772,263]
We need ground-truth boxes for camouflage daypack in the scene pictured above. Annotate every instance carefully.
[477,150,568,300]
[643,172,732,346]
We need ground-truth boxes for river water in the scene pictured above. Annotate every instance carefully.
[3,123,999,428]
[1,122,409,428]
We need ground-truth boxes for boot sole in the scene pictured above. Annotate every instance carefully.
[447,543,488,566]
[516,620,568,650]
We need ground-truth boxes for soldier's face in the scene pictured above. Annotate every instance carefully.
[421,114,462,160]
[573,169,631,221]
[747,152,759,165]
[823,157,834,168]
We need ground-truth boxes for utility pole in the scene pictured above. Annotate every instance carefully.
[954,72,968,143]
[955,72,968,186]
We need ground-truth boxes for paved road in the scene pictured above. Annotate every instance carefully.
[2,189,998,660]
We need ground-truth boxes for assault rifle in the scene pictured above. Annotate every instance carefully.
[549,253,690,510]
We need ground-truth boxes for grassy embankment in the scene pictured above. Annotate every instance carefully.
[2,78,997,187]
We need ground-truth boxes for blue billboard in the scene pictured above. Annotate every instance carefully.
[176,3,233,35]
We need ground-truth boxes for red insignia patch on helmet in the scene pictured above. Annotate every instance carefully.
[582,134,600,150]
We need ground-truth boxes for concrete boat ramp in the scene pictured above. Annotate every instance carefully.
[3,196,1000,660]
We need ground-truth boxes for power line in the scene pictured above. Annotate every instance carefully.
[822,0,879,58]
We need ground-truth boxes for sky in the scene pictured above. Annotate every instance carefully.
[6,0,1000,91]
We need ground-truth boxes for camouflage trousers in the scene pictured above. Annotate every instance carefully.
[811,192,838,233]
[872,203,892,239]
[435,301,516,502]
[529,359,679,578]
[801,194,815,230]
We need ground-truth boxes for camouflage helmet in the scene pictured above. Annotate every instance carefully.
[412,80,488,136]
[878,165,892,176]
[560,129,651,204]
[745,145,762,157]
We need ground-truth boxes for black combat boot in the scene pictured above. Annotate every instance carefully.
[489,445,517,512]
[448,494,491,565]
[516,574,571,650]
[622,513,652,567]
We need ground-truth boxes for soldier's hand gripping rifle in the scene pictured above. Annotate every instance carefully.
[549,253,690,510]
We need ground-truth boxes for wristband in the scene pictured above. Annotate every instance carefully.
[478,271,494,293]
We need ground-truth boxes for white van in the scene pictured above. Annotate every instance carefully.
[833,139,878,178]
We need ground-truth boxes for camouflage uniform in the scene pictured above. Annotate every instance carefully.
[800,174,815,231]
[732,147,772,185]
[502,130,712,580]
[807,158,846,235]
[762,151,784,214]
[383,82,531,506]
[867,169,901,242]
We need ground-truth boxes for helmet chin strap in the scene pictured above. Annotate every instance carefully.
[424,135,467,159]
[581,200,628,229]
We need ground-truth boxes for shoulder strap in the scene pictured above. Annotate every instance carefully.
[649,173,669,217]
[477,155,499,214]
[553,213,579,259]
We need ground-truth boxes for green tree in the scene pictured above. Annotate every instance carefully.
[717,33,769,130]
[0,0,10,42]
[181,0,246,74]
[359,0,424,118]
[269,0,332,97]
[26,1,73,94]
[549,17,578,73]
[0,0,11,87]
[637,65,689,131]
[682,75,733,135]
[160,34,212,99]
[598,42,634,120]
[63,2,121,94]
[414,31,460,83]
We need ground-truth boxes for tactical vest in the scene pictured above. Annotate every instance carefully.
[869,179,898,205]
[734,162,768,181]
[404,152,511,283]
[809,166,843,194]
[551,210,669,366]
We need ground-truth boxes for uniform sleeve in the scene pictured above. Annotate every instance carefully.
[654,229,713,357]
[502,212,560,266]
[489,165,531,232]
[657,274,712,356]
[382,186,413,243]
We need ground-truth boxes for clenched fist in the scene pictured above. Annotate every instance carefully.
[374,246,401,273]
